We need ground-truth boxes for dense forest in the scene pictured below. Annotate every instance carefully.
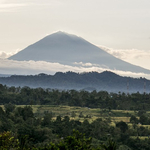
[1,103,150,149]
[1,84,150,149]
[0,84,150,110]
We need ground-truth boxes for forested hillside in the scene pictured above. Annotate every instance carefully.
[0,71,149,93]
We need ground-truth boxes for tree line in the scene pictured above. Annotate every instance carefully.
[0,84,150,110]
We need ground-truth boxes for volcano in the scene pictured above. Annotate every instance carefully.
[9,31,150,74]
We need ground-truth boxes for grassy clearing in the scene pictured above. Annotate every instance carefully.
[1,104,136,124]
[1,104,144,125]
[140,125,150,129]
[111,117,130,123]
[26,105,136,124]
[130,136,150,140]
[2,104,150,140]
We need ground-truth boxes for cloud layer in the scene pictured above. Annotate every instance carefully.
[99,45,150,70]
[0,58,150,79]
[0,51,18,58]
[0,45,150,79]
[0,0,61,12]
[0,1,27,12]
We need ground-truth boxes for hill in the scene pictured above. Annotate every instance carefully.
[0,71,149,93]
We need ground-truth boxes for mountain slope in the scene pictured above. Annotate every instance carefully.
[9,31,150,74]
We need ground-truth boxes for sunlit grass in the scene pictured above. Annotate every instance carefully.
[130,136,150,140]
[1,104,148,129]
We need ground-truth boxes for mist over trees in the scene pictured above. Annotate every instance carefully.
[0,71,149,93]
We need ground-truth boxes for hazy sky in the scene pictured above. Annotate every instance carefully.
[0,0,150,76]
[1,0,150,52]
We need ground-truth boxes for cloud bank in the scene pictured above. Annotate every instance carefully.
[0,58,150,79]
[0,0,61,12]
[99,46,150,70]
[0,50,19,58]
[0,1,27,12]
[0,45,150,79]
[1,45,150,79]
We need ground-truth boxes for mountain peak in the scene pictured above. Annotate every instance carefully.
[49,31,82,40]
[51,31,67,35]
[42,31,82,42]
[55,30,68,34]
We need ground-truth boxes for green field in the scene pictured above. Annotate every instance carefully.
[32,105,150,130]
[31,105,131,122]
[2,104,150,129]
[4,105,135,124]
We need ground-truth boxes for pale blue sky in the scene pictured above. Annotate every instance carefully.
[0,0,150,53]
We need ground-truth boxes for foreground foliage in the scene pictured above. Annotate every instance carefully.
[0,131,19,149]
[1,84,150,149]
[1,104,150,149]
[0,130,117,150]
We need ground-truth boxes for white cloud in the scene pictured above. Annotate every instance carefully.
[0,1,40,12]
[0,0,61,12]
[0,1,27,12]
[99,45,150,70]
[0,52,10,58]
[0,58,150,80]
[0,50,19,58]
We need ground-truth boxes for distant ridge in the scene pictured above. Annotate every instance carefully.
[0,71,149,93]
[9,31,150,74]
[0,74,11,77]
